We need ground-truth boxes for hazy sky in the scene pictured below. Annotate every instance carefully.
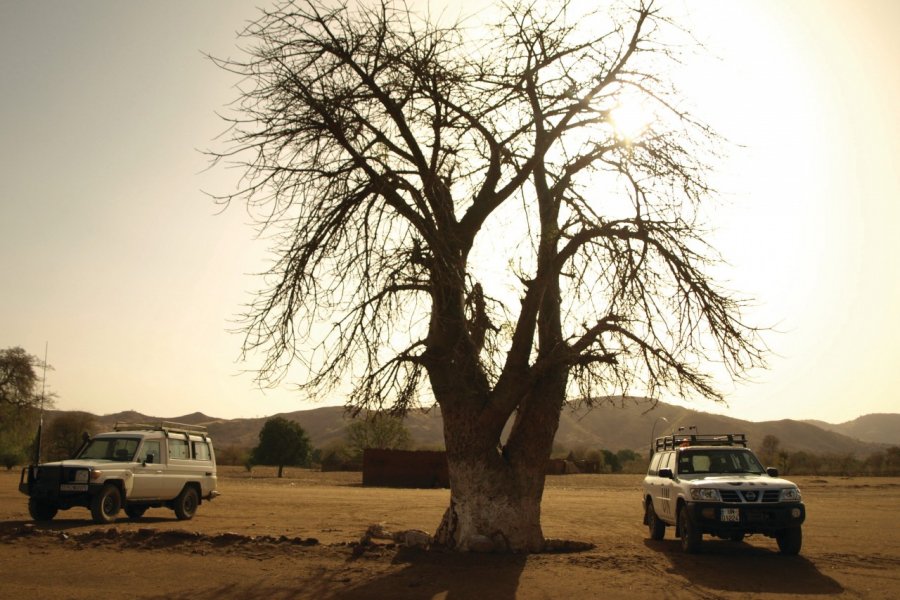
[1,0,897,424]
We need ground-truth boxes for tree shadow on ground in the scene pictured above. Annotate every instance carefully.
[644,538,844,595]
[141,546,527,600]
[330,547,528,600]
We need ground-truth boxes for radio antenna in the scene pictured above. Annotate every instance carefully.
[33,342,48,465]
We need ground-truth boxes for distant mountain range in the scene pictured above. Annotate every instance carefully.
[51,398,896,457]
[803,414,900,446]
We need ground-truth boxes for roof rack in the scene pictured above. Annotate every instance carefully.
[113,421,209,440]
[655,433,748,452]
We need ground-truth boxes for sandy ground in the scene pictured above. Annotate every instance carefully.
[1,468,898,599]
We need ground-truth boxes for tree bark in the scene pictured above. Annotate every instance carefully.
[432,379,564,553]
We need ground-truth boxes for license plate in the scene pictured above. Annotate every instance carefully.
[60,483,88,492]
[721,508,740,522]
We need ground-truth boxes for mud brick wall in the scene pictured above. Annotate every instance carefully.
[362,449,450,488]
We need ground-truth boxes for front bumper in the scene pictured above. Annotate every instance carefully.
[685,501,805,535]
[19,466,97,509]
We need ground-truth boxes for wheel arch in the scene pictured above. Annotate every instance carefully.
[179,481,203,504]
[674,497,687,525]
[101,478,126,497]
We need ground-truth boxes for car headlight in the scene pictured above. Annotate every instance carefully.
[73,469,90,483]
[90,470,103,481]
[779,488,802,502]
[690,488,722,501]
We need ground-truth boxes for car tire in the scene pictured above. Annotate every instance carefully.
[678,505,702,553]
[91,484,122,524]
[28,498,58,521]
[173,486,199,520]
[646,500,666,540]
[776,527,802,555]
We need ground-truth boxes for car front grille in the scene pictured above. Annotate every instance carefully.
[34,466,87,486]
[719,489,782,503]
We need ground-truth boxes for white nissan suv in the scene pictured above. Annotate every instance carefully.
[642,433,805,554]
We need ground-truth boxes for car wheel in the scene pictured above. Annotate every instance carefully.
[90,484,122,524]
[776,527,802,555]
[678,505,702,553]
[125,505,148,520]
[646,501,666,540]
[174,486,199,520]
[28,498,58,521]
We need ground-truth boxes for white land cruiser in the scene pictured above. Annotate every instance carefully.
[642,433,805,555]
[19,422,219,524]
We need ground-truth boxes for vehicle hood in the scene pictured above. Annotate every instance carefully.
[683,474,798,488]
[37,459,126,470]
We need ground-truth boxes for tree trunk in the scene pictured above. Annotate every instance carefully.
[277,464,284,478]
[434,454,547,552]
[432,383,564,553]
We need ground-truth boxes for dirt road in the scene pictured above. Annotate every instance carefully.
[1,469,898,599]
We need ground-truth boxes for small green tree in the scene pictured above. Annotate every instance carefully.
[345,414,412,461]
[251,417,312,477]
[0,347,56,467]
[318,441,358,471]
[0,430,28,470]
[44,412,97,461]
[216,444,251,467]
[616,449,645,473]
[0,347,49,409]
[0,404,38,469]
[600,449,621,473]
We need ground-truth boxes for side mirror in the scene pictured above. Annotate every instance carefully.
[658,468,674,479]
[766,467,779,477]
[144,453,155,465]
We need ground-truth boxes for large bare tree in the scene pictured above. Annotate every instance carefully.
[212,0,764,552]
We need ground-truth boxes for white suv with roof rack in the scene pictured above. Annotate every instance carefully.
[19,421,219,524]
[642,432,805,554]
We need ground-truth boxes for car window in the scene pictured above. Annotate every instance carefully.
[659,452,673,472]
[648,452,662,475]
[79,438,139,462]
[678,453,711,474]
[192,441,211,461]
[679,450,765,474]
[168,439,190,460]
[138,440,161,463]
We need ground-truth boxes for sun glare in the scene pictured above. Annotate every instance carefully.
[609,99,654,142]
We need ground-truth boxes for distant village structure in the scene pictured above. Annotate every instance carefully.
[362,449,450,488]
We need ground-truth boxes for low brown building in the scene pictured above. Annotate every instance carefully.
[362,448,450,488]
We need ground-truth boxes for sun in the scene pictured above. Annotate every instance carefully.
[609,97,654,142]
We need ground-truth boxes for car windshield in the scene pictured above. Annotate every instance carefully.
[77,437,140,462]
[677,449,765,477]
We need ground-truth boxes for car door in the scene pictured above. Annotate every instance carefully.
[131,439,166,499]
[158,437,192,499]
[655,451,676,521]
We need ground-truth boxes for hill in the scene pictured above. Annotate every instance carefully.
[52,398,891,458]
[551,398,887,456]
[804,414,900,446]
